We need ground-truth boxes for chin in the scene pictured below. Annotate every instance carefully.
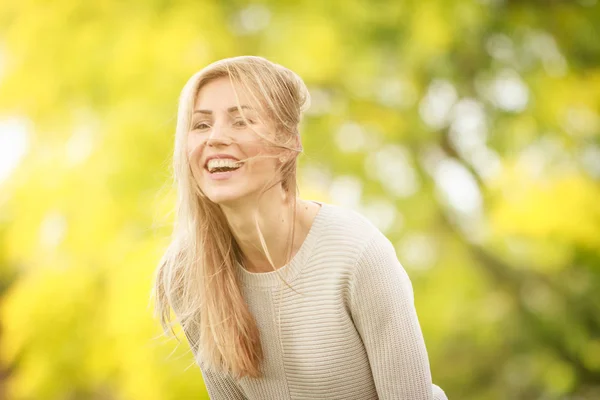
[205,192,243,206]
[197,172,274,207]
[202,187,255,207]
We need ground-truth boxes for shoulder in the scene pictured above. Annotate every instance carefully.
[333,213,411,305]
[313,201,400,278]
[316,201,382,248]
[309,201,411,307]
[347,227,415,315]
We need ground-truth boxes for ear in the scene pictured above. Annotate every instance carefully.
[292,134,302,153]
[280,137,301,163]
[276,134,301,164]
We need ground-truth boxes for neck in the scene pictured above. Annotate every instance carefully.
[220,189,305,273]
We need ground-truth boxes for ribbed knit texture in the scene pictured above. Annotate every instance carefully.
[198,201,447,400]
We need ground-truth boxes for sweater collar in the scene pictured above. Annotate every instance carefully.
[235,200,329,289]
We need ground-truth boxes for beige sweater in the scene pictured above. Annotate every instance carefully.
[198,201,447,400]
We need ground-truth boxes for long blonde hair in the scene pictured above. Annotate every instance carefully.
[152,56,310,379]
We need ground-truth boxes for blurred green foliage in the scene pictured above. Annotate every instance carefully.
[0,0,599,399]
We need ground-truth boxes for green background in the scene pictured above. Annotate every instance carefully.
[0,0,599,399]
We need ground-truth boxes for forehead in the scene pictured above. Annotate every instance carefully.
[194,77,255,112]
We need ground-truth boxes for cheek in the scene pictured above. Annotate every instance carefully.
[187,133,206,156]
[243,147,276,171]
[187,133,205,152]
[186,139,206,176]
[247,155,280,179]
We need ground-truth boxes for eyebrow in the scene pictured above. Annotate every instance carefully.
[193,105,254,115]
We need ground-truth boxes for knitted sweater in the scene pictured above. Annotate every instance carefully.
[198,201,447,400]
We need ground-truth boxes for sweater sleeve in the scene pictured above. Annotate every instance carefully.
[183,326,247,400]
[198,362,248,400]
[349,231,447,400]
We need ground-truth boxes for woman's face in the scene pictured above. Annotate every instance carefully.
[187,77,282,206]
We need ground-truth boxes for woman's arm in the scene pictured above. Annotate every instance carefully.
[349,231,447,400]
[183,329,248,400]
[198,362,248,400]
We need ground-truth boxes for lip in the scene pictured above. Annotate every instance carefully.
[204,153,241,169]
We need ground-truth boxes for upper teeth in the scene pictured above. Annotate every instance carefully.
[207,158,242,171]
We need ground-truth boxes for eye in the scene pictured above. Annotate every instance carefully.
[233,118,253,127]
[192,122,210,130]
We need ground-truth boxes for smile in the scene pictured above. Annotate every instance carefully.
[204,163,244,181]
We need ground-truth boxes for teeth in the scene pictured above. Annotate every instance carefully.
[207,158,242,172]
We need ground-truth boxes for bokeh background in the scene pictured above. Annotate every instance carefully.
[1,0,599,399]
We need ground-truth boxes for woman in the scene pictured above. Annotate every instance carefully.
[153,56,447,400]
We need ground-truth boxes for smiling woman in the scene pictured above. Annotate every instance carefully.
[186,77,290,206]
[152,56,446,400]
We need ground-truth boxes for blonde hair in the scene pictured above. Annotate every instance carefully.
[152,56,310,379]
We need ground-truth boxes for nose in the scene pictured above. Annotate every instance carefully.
[205,123,232,147]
